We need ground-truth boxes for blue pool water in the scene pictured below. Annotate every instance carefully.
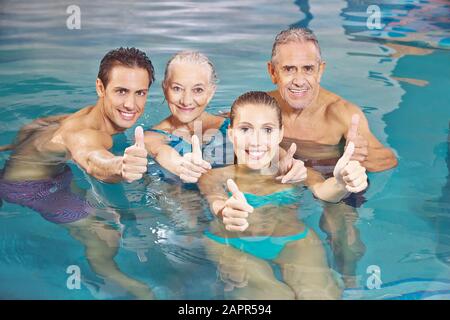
[0,0,449,299]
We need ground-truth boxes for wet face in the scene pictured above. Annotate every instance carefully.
[228,104,283,170]
[163,62,215,124]
[268,41,325,110]
[96,66,150,130]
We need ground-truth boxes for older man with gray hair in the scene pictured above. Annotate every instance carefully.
[266,28,397,288]
[267,27,397,172]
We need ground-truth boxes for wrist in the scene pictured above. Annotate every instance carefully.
[117,156,125,177]
[332,177,348,193]
[212,200,226,218]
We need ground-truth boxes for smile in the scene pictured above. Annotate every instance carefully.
[118,110,136,121]
[288,88,308,97]
[246,149,267,160]
[177,105,196,112]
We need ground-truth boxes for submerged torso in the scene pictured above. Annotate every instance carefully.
[206,165,307,238]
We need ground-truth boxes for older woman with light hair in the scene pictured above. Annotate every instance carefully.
[144,51,307,184]
[144,51,231,183]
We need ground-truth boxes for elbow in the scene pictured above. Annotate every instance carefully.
[387,154,399,170]
[365,151,398,172]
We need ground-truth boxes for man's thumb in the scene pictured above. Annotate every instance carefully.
[334,142,354,178]
[134,126,145,148]
[287,142,297,159]
[347,114,360,140]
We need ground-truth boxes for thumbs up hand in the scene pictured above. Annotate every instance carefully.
[346,114,369,162]
[179,135,212,183]
[333,142,368,193]
[276,143,307,184]
[122,126,148,183]
[219,179,254,232]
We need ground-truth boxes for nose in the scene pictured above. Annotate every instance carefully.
[249,130,264,146]
[291,75,306,87]
[123,94,136,110]
[181,90,194,107]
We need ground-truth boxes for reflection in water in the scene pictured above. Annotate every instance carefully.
[118,174,218,298]
[290,0,313,28]
[342,0,450,49]
[339,0,449,293]
[424,124,450,266]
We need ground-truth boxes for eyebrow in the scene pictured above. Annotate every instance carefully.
[237,122,277,126]
[171,82,206,87]
[282,63,316,68]
[113,87,129,91]
[113,87,148,92]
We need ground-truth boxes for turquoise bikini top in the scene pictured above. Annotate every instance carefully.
[229,187,301,208]
[148,118,230,167]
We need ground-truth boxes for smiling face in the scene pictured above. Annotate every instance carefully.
[163,61,215,124]
[268,41,325,110]
[96,65,150,131]
[228,103,283,170]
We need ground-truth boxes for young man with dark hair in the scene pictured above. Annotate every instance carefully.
[1,47,155,184]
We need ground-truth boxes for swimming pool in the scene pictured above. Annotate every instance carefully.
[0,0,449,299]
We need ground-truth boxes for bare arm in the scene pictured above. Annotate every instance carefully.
[304,168,350,203]
[144,131,184,176]
[198,168,229,216]
[64,129,123,183]
[343,105,398,172]
[304,140,368,202]
[145,130,211,183]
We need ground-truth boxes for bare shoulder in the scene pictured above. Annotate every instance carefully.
[322,88,364,126]
[23,114,69,129]
[267,90,283,105]
[206,113,227,130]
[144,118,171,148]
[152,117,172,132]
[15,114,69,144]
[59,117,112,149]
[267,89,278,99]
[57,105,94,131]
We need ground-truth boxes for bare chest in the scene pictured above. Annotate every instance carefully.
[282,115,343,145]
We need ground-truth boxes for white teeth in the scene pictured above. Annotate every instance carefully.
[247,150,266,158]
[119,111,135,120]
[289,88,307,93]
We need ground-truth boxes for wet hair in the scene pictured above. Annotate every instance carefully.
[230,91,282,128]
[98,47,155,88]
[163,51,217,86]
[271,27,322,64]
